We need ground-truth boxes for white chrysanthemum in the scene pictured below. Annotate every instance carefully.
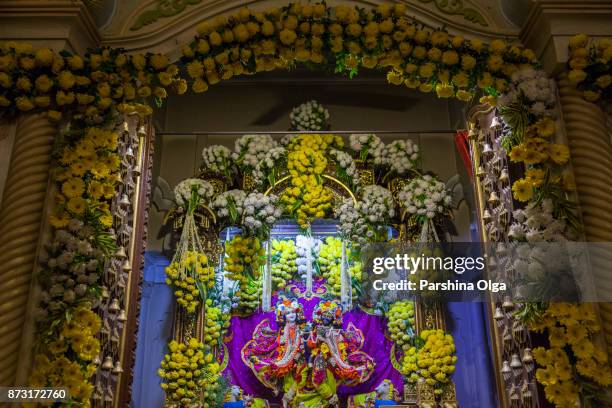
[499,67,557,117]
[201,145,235,178]
[348,134,383,158]
[252,146,286,186]
[174,178,214,206]
[211,189,282,237]
[289,100,330,131]
[329,148,360,188]
[233,134,279,170]
[398,174,451,220]
[385,140,420,175]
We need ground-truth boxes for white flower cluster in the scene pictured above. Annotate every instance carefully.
[399,174,452,220]
[252,146,286,186]
[509,199,569,242]
[201,145,235,178]
[329,148,360,187]
[233,134,279,170]
[295,235,321,278]
[212,189,282,236]
[281,134,298,146]
[36,220,104,318]
[174,178,215,207]
[498,68,557,117]
[289,100,330,131]
[349,133,386,165]
[385,140,420,175]
[336,185,395,244]
[211,189,247,220]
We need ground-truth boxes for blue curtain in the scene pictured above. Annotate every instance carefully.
[131,252,174,408]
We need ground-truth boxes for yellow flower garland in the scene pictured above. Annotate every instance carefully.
[567,34,612,102]
[165,251,215,314]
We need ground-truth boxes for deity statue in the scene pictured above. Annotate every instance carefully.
[242,297,308,407]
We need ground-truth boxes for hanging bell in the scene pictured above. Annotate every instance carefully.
[101,286,110,299]
[482,143,494,157]
[513,321,525,342]
[113,361,124,374]
[522,348,534,368]
[488,191,500,205]
[494,307,505,326]
[122,259,132,272]
[117,309,127,322]
[138,125,147,137]
[502,297,514,311]
[115,246,127,259]
[476,166,486,178]
[501,360,512,381]
[104,386,114,403]
[483,209,492,223]
[468,128,478,140]
[119,194,131,207]
[490,116,501,129]
[133,164,141,176]
[102,356,114,370]
[510,353,523,377]
[93,354,101,366]
[499,168,509,184]
[126,146,135,159]
[109,298,120,313]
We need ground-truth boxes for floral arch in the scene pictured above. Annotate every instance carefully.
[0,1,611,408]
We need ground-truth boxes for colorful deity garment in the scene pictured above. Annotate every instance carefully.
[308,300,376,388]
[242,298,307,394]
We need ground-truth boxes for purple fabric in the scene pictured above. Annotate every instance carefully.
[222,279,403,402]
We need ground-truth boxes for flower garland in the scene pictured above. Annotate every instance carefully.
[165,251,215,313]
[270,239,298,290]
[566,34,612,102]
[317,237,362,299]
[224,236,265,312]
[281,134,343,229]
[386,301,416,354]
[289,100,330,131]
[159,338,223,407]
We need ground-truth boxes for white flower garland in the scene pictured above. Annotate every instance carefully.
[201,145,235,178]
[329,148,360,188]
[233,134,279,170]
[498,67,557,117]
[509,199,569,242]
[385,140,420,175]
[398,174,451,220]
[212,189,282,237]
[289,100,330,131]
[252,146,286,186]
[174,178,215,207]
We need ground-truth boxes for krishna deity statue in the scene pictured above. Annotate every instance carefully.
[242,298,375,408]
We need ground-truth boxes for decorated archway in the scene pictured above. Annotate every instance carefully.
[0,2,611,408]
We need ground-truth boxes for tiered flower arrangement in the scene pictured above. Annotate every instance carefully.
[566,34,612,102]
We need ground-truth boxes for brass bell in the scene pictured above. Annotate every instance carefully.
[109,298,120,313]
[483,209,492,223]
[112,361,124,374]
[133,165,141,176]
[499,168,509,184]
[510,353,522,372]
[119,194,131,207]
[501,361,512,381]
[125,146,135,159]
[502,297,514,311]
[468,128,478,140]
[476,166,486,179]
[522,349,534,368]
[115,246,127,259]
[117,309,127,322]
[93,354,101,366]
[101,286,110,299]
[490,116,501,129]
[494,307,505,327]
[138,125,147,136]
[102,356,114,370]
[488,191,500,205]
[122,122,129,132]
[482,143,494,157]
[122,259,132,272]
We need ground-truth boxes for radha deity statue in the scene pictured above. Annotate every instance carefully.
[242,297,309,406]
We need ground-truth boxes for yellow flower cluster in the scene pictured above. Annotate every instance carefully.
[159,338,221,407]
[203,300,226,352]
[225,236,265,312]
[281,134,342,228]
[49,127,120,228]
[567,34,612,102]
[271,239,298,289]
[529,303,612,407]
[403,329,457,394]
[508,117,572,202]
[165,251,215,313]
[29,307,101,406]
[0,42,182,119]
[387,301,415,353]
[317,237,362,298]
[181,4,538,100]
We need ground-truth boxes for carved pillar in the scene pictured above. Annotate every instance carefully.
[558,75,612,357]
[0,114,55,386]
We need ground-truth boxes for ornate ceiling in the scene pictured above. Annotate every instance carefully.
[85,0,527,54]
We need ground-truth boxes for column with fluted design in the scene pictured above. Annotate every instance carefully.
[558,75,612,357]
[0,114,55,386]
